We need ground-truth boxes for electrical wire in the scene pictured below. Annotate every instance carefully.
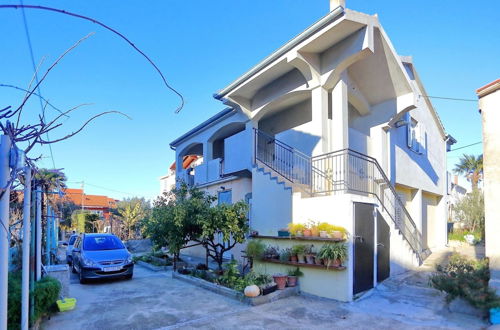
[67,181,136,196]
[19,0,56,169]
[448,141,482,152]
[420,95,477,102]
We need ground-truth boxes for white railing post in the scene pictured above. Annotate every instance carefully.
[35,185,42,280]
[0,134,12,330]
[21,167,31,330]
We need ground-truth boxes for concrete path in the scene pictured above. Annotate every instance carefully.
[44,250,488,330]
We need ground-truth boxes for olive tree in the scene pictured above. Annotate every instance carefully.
[453,189,485,236]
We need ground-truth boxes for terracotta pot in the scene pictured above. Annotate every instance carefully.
[324,259,342,268]
[310,227,320,237]
[273,275,288,290]
[319,231,329,238]
[297,253,306,263]
[303,229,312,237]
[331,231,343,240]
[305,254,315,264]
[314,256,323,265]
[290,254,298,263]
[287,275,297,287]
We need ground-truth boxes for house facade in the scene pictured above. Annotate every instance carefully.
[169,2,452,300]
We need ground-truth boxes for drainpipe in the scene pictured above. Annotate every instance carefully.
[35,185,42,280]
[21,167,31,330]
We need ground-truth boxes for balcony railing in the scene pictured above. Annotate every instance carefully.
[254,129,423,260]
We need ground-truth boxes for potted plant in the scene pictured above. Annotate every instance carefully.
[317,242,348,268]
[287,267,304,287]
[278,228,290,237]
[307,220,320,237]
[279,248,291,262]
[288,222,306,237]
[314,254,323,265]
[330,225,347,240]
[317,222,333,238]
[305,245,315,264]
[291,244,307,263]
[245,240,266,262]
[264,246,280,259]
[261,282,277,295]
[272,273,288,290]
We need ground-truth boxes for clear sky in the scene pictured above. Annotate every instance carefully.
[1,0,498,200]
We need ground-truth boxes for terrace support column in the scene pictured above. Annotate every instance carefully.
[330,76,349,152]
[311,86,330,156]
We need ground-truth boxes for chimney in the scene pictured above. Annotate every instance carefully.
[454,175,458,185]
[330,0,346,11]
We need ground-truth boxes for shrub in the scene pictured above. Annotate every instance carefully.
[8,273,61,329]
[429,254,500,310]
[448,229,482,243]
[453,189,484,236]
[245,240,266,261]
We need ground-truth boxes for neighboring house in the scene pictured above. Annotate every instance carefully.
[447,174,468,224]
[476,78,500,293]
[159,155,203,195]
[62,188,117,220]
[169,1,454,301]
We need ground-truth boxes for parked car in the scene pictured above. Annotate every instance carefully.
[65,234,78,265]
[71,233,134,283]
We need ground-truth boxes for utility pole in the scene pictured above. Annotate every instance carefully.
[0,134,12,330]
[21,167,31,330]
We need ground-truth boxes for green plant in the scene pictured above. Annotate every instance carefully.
[287,267,304,277]
[246,240,266,260]
[453,154,483,190]
[279,248,291,262]
[287,223,306,236]
[263,245,280,259]
[9,273,62,329]
[429,254,500,310]
[291,244,307,255]
[453,189,485,235]
[448,229,482,242]
[218,260,246,291]
[317,242,348,267]
[244,271,273,287]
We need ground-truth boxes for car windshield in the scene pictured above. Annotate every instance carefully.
[83,236,125,251]
[68,236,77,245]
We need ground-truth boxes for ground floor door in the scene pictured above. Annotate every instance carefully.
[377,210,390,283]
[353,203,375,295]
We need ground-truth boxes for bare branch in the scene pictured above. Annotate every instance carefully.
[0,84,68,116]
[0,4,184,113]
[39,111,131,144]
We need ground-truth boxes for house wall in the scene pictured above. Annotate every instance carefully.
[251,168,292,236]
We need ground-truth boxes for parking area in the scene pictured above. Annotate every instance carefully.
[43,258,487,330]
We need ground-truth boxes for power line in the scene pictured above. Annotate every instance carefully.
[19,0,56,169]
[449,141,482,152]
[66,181,136,196]
[421,95,477,102]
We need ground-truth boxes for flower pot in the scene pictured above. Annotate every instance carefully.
[319,231,329,238]
[297,253,306,263]
[331,231,343,240]
[314,256,323,265]
[261,284,277,295]
[305,254,315,264]
[310,227,320,237]
[290,254,298,263]
[324,258,342,268]
[287,275,298,287]
[273,275,288,290]
[303,229,312,237]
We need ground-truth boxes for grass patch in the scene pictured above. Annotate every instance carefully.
[448,229,482,242]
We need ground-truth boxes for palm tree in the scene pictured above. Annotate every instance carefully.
[453,154,483,190]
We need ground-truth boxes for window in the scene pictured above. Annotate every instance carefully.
[83,235,125,251]
[218,190,232,205]
[406,113,424,154]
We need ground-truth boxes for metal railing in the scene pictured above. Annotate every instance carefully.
[253,129,423,260]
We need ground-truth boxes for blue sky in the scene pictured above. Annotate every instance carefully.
[1,0,497,200]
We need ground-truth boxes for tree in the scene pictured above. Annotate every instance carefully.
[202,202,249,271]
[144,183,249,271]
[453,189,485,236]
[117,197,150,240]
[71,211,100,233]
[453,154,483,190]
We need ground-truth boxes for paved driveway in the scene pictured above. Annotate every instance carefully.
[44,263,487,330]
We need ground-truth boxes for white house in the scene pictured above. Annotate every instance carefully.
[168,1,454,301]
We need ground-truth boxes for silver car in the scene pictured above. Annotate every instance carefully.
[65,234,78,265]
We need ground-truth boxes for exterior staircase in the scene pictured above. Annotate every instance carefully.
[254,129,425,263]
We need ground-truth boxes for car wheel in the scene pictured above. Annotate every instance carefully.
[125,274,133,280]
[79,270,86,284]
